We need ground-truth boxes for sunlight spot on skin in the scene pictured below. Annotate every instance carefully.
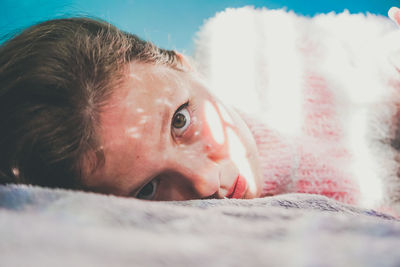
[129,133,141,139]
[126,127,142,139]
[226,128,256,193]
[204,101,225,145]
[155,98,173,107]
[191,116,198,125]
[163,99,173,107]
[179,146,199,159]
[187,153,196,159]
[138,116,149,125]
[162,87,172,93]
[126,127,138,134]
[129,73,142,81]
[180,149,197,159]
[136,108,144,113]
[183,150,196,156]
[217,102,234,125]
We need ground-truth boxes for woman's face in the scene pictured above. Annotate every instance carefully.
[83,62,262,200]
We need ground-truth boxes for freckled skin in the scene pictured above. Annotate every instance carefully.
[83,62,263,200]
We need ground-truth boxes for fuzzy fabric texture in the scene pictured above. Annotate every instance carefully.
[1,184,400,267]
[194,7,400,212]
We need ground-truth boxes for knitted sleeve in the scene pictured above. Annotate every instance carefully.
[241,110,360,205]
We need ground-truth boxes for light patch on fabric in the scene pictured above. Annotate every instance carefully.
[349,108,383,207]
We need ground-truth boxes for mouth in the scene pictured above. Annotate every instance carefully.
[226,174,247,199]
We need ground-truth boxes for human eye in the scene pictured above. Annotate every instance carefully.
[136,179,159,200]
[171,101,191,136]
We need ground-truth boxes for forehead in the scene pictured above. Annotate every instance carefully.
[105,63,189,116]
[126,63,181,98]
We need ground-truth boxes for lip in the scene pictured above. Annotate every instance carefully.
[226,174,247,199]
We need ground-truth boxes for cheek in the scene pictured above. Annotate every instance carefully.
[196,100,231,159]
[203,100,225,145]
[198,100,240,163]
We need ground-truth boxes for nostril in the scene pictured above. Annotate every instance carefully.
[207,153,220,162]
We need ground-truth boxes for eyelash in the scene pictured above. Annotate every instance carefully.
[135,179,159,200]
[171,100,196,138]
[176,101,189,114]
[176,100,195,115]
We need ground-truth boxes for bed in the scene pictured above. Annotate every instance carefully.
[1,184,400,267]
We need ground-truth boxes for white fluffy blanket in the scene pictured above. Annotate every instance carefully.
[1,184,399,267]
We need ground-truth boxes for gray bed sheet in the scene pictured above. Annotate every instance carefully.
[1,184,399,267]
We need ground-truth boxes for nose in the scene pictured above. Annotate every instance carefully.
[164,146,222,200]
[202,100,230,162]
[204,142,229,162]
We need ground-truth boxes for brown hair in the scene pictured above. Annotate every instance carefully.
[0,17,181,189]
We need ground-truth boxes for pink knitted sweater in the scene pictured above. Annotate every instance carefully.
[238,59,400,210]
[242,87,361,205]
[240,68,400,209]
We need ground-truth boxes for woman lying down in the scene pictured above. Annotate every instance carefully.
[1,7,400,213]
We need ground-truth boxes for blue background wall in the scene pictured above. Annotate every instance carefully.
[1,0,398,54]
